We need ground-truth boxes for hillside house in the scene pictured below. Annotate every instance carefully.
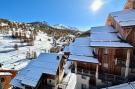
[11,53,65,89]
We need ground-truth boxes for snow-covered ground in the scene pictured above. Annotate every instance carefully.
[0,31,53,70]
[57,72,77,89]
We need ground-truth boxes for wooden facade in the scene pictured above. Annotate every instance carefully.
[0,70,17,89]
[67,1,135,88]
[95,48,131,76]
[14,56,65,89]
[124,0,135,9]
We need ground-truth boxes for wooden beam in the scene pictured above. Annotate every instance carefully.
[125,49,131,78]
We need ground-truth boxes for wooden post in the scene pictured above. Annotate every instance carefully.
[96,64,99,85]
[125,49,131,78]
[58,65,60,84]
[74,61,77,74]
[96,64,99,79]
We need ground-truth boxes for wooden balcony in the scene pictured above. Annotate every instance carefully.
[71,68,96,77]
[99,73,125,83]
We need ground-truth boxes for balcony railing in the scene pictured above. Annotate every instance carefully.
[71,68,96,77]
[99,73,125,83]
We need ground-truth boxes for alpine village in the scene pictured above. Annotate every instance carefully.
[0,0,135,89]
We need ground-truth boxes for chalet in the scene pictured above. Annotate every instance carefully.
[107,9,135,46]
[63,0,135,88]
[64,37,99,89]
[10,53,65,89]
[90,26,133,86]
[9,0,135,89]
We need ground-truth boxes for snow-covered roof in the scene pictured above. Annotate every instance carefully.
[90,42,133,48]
[71,37,90,46]
[68,55,99,64]
[64,45,93,56]
[11,53,62,88]
[110,9,135,26]
[0,23,8,26]
[131,81,135,88]
[90,26,133,48]
[102,81,135,89]
[102,83,133,89]
[10,79,25,89]
[90,26,117,33]
[0,72,12,76]
[90,33,120,42]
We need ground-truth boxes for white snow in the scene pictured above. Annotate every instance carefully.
[68,55,99,64]
[110,9,135,26]
[0,72,12,76]
[90,26,117,33]
[64,45,93,56]
[0,31,53,71]
[0,23,8,26]
[90,33,120,42]
[57,72,77,89]
[70,37,90,46]
[10,53,62,87]
[102,83,133,89]
[61,73,77,89]
[90,42,133,48]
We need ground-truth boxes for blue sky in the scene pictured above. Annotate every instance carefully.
[0,0,126,31]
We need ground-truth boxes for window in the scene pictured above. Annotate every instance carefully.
[115,58,126,66]
[81,84,87,89]
[104,48,108,54]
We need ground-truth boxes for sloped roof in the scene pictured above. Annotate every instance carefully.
[70,37,90,46]
[90,26,133,48]
[11,53,62,88]
[68,55,99,64]
[90,26,117,33]
[102,81,135,89]
[90,42,133,48]
[64,45,93,56]
[110,9,135,26]
[90,33,120,42]
[90,26,120,42]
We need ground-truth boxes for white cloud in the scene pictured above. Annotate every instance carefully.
[90,0,105,12]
